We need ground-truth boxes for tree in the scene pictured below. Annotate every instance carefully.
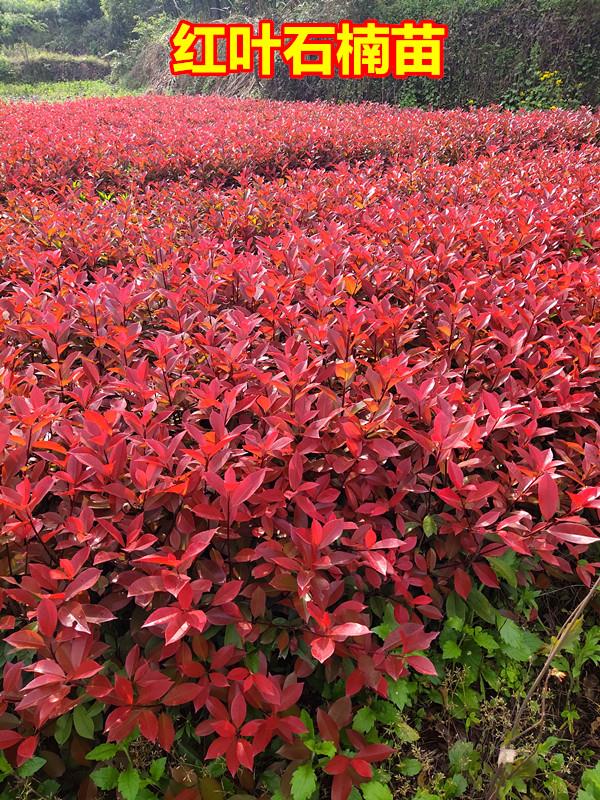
[0,11,47,46]
[100,0,142,48]
[59,0,102,26]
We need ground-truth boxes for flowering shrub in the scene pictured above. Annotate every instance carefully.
[0,97,598,799]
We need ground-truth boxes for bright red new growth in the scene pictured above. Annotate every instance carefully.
[0,97,598,798]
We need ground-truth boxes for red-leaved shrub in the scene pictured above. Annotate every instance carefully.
[0,97,598,798]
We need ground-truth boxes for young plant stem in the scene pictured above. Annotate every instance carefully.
[486,574,600,800]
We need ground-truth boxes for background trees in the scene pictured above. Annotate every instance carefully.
[0,0,597,113]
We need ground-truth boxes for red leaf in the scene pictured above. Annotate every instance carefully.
[359,742,394,761]
[181,529,217,564]
[454,568,472,600]
[212,580,243,606]
[317,708,340,745]
[16,735,38,767]
[162,683,200,706]
[142,607,181,629]
[231,469,267,508]
[5,629,45,651]
[64,568,101,601]
[346,668,365,697]
[139,710,159,743]
[407,655,437,676]
[331,623,370,639]
[351,757,372,779]
[324,755,348,775]
[310,636,335,663]
[549,523,598,545]
[230,690,247,729]
[332,773,353,800]
[164,616,190,645]
[157,713,175,752]
[538,474,559,520]
[472,561,500,589]
[37,599,58,637]
[253,674,281,706]
[0,730,23,749]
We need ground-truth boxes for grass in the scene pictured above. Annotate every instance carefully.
[0,80,133,100]
[0,46,111,84]
[0,46,107,67]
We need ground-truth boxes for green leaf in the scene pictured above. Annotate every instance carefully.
[481,664,500,690]
[539,736,560,756]
[300,709,315,738]
[372,700,401,724]
[352,707,376,734]
[88,701,105,718]
[545,774,569,800]
[17,757,46,778]
[446,592,467,622]
[578,761,600,800]
[395,720,420,743]
[73,705,95,740]
[206,757,226,777]
[487,552,518,588]
[290,763,317,800]
[138,791,159,800]
[54,713,72,746]
[86,743,119,761]
[91,766,119,791]
[118,768,141,800]
[318,740,337,758]
[399,758,422,776]
[387,677,412,710]
[497,618,543,661]
[244,651,260,674]
[373,604,398,640]
[305,737,336,758]
[224,624,242,648]
[149,757,167,783]
[458,687,482,714]
[38,779,61,798]
[362,780,393,800]
[449,774,468,795]
[467,589,497,624]
[473,629,499,652]
[422,515,438,537]
[448,740,477,772]
[0,753,12,777]
[442,640,462,659]
[553,618,583,656]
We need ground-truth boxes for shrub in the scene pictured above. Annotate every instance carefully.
[0,98,598,799]
[0,56,15,81]
[1,47,110,82]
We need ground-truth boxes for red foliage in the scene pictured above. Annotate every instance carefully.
[0,96,598,796]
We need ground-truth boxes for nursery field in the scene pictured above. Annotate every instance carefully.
[0,97,599,800]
